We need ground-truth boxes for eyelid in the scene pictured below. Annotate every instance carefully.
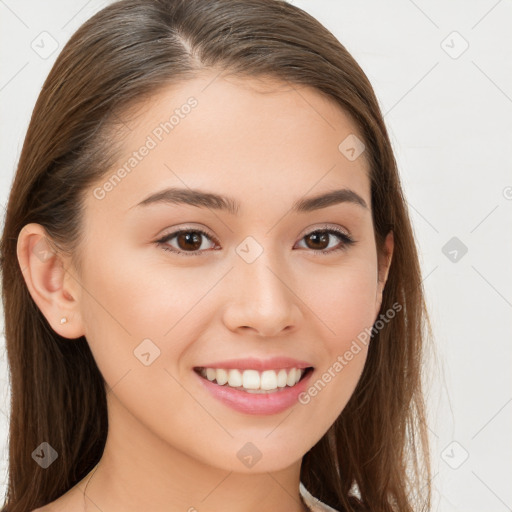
[298,222,351,239]
[157,224,216,241]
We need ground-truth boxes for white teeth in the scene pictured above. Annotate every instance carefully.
[260,370,277,390]
[286,368,297,386]
[242,369,260,389]
[276,369,288,388]
[216,368,229,385]
[199,367,307,392]
[227,369,243,387]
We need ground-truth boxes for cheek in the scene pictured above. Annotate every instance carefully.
[295,260,378,420]
[78,247,219,388]
[305,259,379,346]
[81,248,192,386]
[77,251,202,438]
[80,246,206,339]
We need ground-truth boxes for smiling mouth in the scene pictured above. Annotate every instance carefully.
[194,366,314,393]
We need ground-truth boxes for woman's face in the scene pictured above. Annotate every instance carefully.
[54,73,392,473]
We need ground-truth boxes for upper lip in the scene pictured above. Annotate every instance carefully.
[194,356,313,371]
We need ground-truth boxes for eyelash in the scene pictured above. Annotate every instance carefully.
[155,226,355,257]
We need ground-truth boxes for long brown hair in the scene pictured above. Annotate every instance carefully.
[0,1,432,510]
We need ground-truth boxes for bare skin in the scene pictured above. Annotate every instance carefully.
[21,71,393,512]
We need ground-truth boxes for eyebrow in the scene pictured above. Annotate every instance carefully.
[132,186,368,214]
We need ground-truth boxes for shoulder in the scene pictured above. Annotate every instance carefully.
[31,502,75,512]
[31,504,62,512]
[299,481,341,512]
[30,485,84,512]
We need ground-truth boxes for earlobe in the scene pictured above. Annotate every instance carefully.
[17,223,84,339]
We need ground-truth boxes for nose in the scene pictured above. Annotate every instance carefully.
[221,249,302,338]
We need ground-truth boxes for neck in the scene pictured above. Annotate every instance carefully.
[77,392,309,512]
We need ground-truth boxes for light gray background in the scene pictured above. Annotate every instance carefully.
[1,1,511,510]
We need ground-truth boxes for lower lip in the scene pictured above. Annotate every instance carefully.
[194,369,314,415]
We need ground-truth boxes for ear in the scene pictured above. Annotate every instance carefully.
[16,223,85,339]
[374,230,394,316]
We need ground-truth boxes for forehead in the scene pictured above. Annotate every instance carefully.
[87,72,370,218]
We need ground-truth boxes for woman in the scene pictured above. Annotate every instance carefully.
[0,0,432,510]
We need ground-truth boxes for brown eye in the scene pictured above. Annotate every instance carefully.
[157,229,217,256]
[156,226,354,257]
[296,228,354,254]
[176,232,203,251]
[304,231,330,250]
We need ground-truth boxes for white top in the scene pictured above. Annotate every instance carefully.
[299,482,340,512]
